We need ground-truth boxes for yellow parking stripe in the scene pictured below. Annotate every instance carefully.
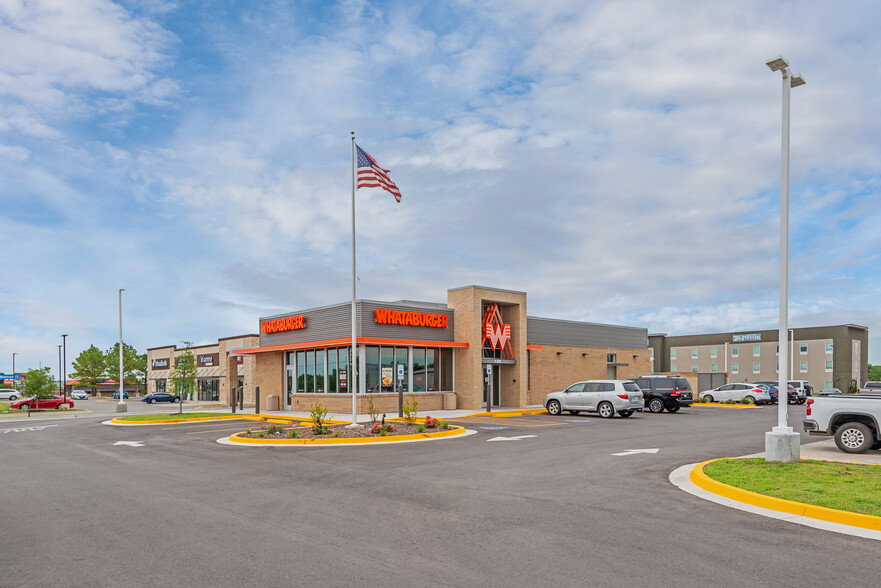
[450,417,561,428]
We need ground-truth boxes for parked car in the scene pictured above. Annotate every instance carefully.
[859,381,881,394]
[112,391,130,399]
[754,381,799,404]
[142,392,181,404]
[819,387,842,396]
[753,383,778,404]
[804,394,881,453]
[699,383,770,404]
[70,390,89,400]
[627,376,694,413]
[787,380,812,402]
[544,380,644,418]
[11,395,74,410]
[0,388,21,401]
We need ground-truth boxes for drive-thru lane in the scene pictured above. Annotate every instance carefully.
[1,404,877,587]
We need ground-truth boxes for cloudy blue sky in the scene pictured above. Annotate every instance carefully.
[2,0,881,375]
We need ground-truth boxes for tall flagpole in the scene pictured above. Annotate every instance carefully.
[350,132,358,426]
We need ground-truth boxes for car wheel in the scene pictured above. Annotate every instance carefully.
[149,398,156,404]
[745,396,756,405]
[668,406,680,413]
[10,395,17,401]
[704,395,714,403]
[597,402,614,418]
[174,397,181,403]
[648,398,665,413]
[19,403,29,410]
[567,410,581,415]
[834,422,874,454]
[547,400,561,415]
[618,410,632,418]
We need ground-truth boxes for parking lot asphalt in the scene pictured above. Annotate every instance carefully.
[1,404,878,587]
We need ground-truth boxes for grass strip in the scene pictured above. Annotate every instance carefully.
[704,458,881,517]
[115,412,236,422]
[0,402,9,412]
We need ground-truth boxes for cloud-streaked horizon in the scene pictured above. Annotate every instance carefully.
[3,0,881,374]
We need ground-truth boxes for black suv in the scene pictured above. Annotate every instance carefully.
[628,376,694,413]
[753,381,798,404]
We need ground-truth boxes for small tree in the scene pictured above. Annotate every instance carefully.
[104,342,145,393]
[23,367,59,399]
[169,342,197,414]
[71,345,106,396]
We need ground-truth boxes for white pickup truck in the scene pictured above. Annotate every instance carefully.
[803,395,881,453]
[858,381,881,394]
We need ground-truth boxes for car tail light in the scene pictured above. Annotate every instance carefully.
[617,394,628,399]
[671,390,680,396]
[752,388,762,393]
[806,398,813,416]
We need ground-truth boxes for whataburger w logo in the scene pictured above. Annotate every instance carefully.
[482,304,514,360]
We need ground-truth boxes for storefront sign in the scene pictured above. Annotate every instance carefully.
[151,358,170,370]
[374,309,449,328]
[197,353,219,367]
[482,303,515,360]
[339,369,347,385]
[261,315,306,334]
[381,367,393,388]
[732,333,762,343]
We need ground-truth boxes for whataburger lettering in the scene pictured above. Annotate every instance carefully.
[374,309,449,328]
[261,315,306,334]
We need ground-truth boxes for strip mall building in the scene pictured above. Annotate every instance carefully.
[228,285,651,412]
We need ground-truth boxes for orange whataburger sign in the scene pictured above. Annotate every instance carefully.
[482,303,514,360]
[261,315,306,334]
[374,309,449,328]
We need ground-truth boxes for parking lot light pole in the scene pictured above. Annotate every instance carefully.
[12,353,17,390]
[765,55,805,462]
[61,334,68,403]
[58,345,62,395]
[117,288,127,413]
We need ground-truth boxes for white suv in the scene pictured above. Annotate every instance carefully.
[544,380,644,418]
[0,389,21,401]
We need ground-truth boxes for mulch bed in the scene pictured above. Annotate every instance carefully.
[238,420,451,440]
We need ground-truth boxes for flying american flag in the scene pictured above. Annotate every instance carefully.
[355,144,401,202]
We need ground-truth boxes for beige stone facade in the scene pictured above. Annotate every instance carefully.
[147,334,259,405]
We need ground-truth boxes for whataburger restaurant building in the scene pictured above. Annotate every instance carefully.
[229,285,651,413]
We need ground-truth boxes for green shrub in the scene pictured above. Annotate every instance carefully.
[258,432,265,438]
[367,394,379,423]
[246,427,252,434]
[441,421,450,430]
[417,424,425,433]
[288,429,297,438]
[402,395,419,423]
[310,402,329,433]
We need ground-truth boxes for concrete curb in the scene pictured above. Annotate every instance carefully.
[669,459,881,539]
[218,426,477,448]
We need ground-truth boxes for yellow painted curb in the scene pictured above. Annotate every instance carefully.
[227,424,467,445]
[111,415,243,425]
[691,459,881,531]
[690,403,757,409]
[465,408,549,417]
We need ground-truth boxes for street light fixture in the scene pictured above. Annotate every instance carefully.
[765,55,806,463]
[117,288,127,413]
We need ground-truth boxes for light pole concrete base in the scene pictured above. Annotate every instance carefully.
[115,404,128,413]
[765,428,800,462]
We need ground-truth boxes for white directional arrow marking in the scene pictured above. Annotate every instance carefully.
[612,448,659,456]
[486,435,537,442]
[114,441,145,447]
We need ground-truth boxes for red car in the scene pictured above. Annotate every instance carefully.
[11,395,74,410]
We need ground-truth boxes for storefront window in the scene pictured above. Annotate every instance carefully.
[315,349,325,393]
[198,379,219,401]
[412,348,426,391]
[366,346,380,393]
[328,348,338,394]
[395,347,408,392]
[305,351,315,394]
[440,348,453,391]
[338,347,348,394]
[426,349,437,391]
[297,351,306,393]
[156,380,166,394]
[381,347,394,392]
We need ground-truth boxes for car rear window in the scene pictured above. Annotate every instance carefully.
[673,378,691,391]
[623,382,640,392]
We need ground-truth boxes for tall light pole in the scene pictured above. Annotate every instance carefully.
[117,288,127,413]
[58,345,63,395]
[11,353,17,391]
[61,334,68,403]
[765,55,805,462]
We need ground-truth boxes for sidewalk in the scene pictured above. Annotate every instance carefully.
[239,405,547,422]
